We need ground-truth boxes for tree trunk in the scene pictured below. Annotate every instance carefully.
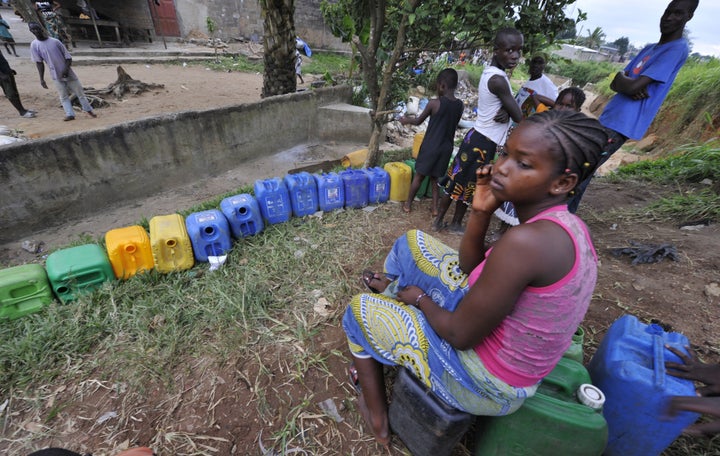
[364,0,419,168]
[11,0,42,25]
[259,0,297,98]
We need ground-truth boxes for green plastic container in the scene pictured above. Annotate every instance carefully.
[403,159,432,198]
[0,264,54,319]
[45,244,114,302]
[563,326,585,364]
[474,357,608,456]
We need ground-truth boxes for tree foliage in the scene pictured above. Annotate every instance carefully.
[321,0,581,167]
[577,26,606,50]
[613,37,629,59]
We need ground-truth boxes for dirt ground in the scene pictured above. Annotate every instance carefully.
[0,59,266,139]
[1,62,719,455]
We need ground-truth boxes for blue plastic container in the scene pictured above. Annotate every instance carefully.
[363,166,390,204]
[314,172,345,212]
[254,177,292,224]
[220,193,264,238]
[587,315,700,456]
[185,209,233,262]
[284,172,319,217]
[340,169,369,209]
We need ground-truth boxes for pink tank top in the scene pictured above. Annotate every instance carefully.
[468,206,597,387]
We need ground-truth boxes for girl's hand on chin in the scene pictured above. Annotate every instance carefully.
[472,165,501,214]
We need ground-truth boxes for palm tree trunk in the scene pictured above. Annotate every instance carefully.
[259,0,297,97]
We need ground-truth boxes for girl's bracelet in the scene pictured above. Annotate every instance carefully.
[415,293,427,308]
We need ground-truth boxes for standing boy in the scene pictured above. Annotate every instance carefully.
[29,21,96,121]
[495,54,559,228]
[0,51,36,118]
[399,68,464,215]
[434,27,523,233]
[568,0,697,213]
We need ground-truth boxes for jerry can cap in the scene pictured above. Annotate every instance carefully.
[577,383,605,410]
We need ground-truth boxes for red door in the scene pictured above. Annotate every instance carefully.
[149,0,181,37]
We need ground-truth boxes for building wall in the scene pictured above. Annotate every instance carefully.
[176,0,348,51]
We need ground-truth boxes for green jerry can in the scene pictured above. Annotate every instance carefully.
[45,244,114,302]
[0,264,54,319]
[474,357,608,456]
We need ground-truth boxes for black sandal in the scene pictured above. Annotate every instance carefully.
[361,269,381,293]
[348,364,362,394]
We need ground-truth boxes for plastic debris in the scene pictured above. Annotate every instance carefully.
[208,255,227,271]
[608,241,679,265]
[96,410,118,424]
[318,398,344,423]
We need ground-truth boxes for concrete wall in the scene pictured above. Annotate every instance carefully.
[0,86,370,244]
[176,0,348,51]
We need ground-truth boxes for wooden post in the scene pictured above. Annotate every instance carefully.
[85,0,103,47]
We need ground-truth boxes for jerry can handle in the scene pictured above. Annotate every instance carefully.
[648,323,666,389]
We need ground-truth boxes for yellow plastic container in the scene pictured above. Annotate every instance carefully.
[341,148,368,168]
[384,161,412,202]
[105,225,155,279]
[149,214,195,273]
[412,132,425,159]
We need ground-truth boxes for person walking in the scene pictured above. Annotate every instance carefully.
[29,21,97,121]
[0,13,19,57]
[1,51,36,118]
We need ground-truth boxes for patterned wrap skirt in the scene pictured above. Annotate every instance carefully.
[440,129,497,203]
[342,229,536,415]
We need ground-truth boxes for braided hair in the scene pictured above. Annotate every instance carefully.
[521,110,608,188]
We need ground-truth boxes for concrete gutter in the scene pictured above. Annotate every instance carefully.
[0,86,374,244]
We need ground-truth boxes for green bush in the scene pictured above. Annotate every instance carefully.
[548,59,618,87]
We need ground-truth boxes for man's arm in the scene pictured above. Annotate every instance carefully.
[35,62,48,89]
[60,58,72,80]
[610,72,654,100]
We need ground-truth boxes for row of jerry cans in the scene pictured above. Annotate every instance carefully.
[0,168,396,319]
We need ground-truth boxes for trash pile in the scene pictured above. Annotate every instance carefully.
[388,68,479,146]
[0,125,25,146]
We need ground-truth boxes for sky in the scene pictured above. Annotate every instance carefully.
[567,0,719,57]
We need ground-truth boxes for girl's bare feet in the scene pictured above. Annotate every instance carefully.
[402,202,412,213]
[357,391,391,446]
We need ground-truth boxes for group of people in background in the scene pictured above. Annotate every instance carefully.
[349,0,717,449]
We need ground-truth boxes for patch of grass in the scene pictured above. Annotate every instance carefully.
[188,54,263,73]
[602,140,720,223]
[0,208,369,392]
[655,58,720,142]
[303,52,352,77]
[613,140,720,184]
[644,189,720,223]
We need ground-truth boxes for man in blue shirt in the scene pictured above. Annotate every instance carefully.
[568,0,697,213]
